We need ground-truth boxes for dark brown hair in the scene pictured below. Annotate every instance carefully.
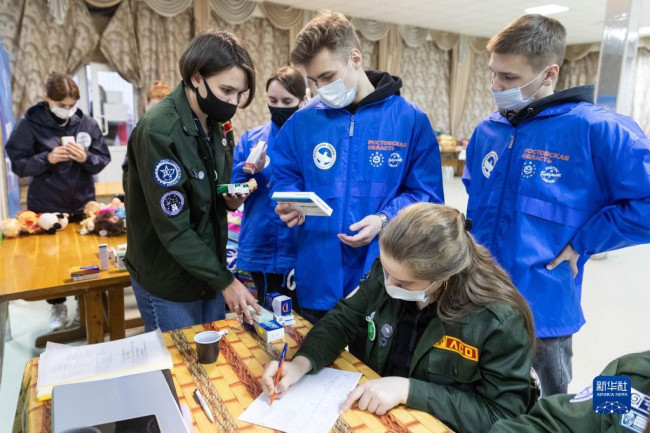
[94,211,126,236]
[179,30,256,107]
[487,14,567,69]
[46,72,80,101]
[290,11,360,66]
[266,66,306,100]
[380,203,536,348]
[147,80,171,102]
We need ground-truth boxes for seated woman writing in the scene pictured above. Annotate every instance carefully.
[261,203,536,433]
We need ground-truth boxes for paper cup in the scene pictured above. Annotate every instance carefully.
[194,331,222,364]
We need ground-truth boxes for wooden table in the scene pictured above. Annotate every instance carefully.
[440,148,465,177]
[0,224,130,348]
[13,315,452,433]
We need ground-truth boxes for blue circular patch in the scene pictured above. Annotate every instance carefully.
[160,191,184,216]
[153,159,182,187]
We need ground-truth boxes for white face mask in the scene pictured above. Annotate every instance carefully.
[317,59,358,108]
[383,270,436,303]
[50,104,76,120]
[491,67,548,111]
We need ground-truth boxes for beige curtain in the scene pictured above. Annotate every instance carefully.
[632,48,650,135]
[0,0,24,74]
[556,52,599,91]
[143,0,193,17]
[431,30,459,52]
[566,43,598,62]
[455,50,494,139]
[84,0,122,6]
[211,0,255,24]
[448,35,474,137]
[100,0,193,115]
[399,24,429,48]
[8,0,99,117]
[351,18,389,41]
[400,40,450,132]
[378,24,402,76]
[358,32,379,70]
[258,1,303,53]
[211,13,290,140]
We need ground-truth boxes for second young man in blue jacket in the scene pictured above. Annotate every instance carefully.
[271,11,444,323]
[463,15,650,396]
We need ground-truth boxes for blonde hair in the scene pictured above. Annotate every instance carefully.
[380,203,536,345]
[147,80,171,102]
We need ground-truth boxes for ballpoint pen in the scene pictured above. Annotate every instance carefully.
[193,388,215,423]
[270,342,288,405]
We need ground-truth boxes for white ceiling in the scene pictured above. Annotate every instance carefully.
[254,0,650,44]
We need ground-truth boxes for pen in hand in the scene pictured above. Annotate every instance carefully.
[194,388,214,423]
[270,343,288,405]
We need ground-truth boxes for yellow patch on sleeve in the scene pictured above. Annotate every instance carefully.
[433,335,479,362]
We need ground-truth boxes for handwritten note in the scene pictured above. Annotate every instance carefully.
[239,367,362,433]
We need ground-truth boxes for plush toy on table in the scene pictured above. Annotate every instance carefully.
[17,210,41,234]
[1,218,22,238]
[38,213,70,234]
[79,200,126,236]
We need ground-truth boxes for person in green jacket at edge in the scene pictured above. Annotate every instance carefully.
[124,30,261,331]
[491,351,650,433]
[262,203,537,433]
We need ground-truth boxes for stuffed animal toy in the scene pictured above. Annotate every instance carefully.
[57,213,69,231]
[94,210,126,236]
[1,218,22,237]
[111,195,126,220]
[17,210,41,234]
[38,213,62,234]
[79,201,102,235]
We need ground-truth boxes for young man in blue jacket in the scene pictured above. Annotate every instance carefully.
[463,14,650,396]
[271,11,444,323]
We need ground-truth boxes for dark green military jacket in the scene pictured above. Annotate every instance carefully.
[124,83,234,301]
[491,351,650,433]
[296,260,534,433]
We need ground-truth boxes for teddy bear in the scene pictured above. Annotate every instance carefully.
[79,201,102,235]
[38,213,70,235]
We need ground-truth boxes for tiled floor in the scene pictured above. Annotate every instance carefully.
[1,176,648,432]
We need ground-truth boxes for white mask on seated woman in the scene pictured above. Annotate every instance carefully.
[383,270,437,303]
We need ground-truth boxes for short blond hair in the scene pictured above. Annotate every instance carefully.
[487,14,566,69]
[290,11,360,66]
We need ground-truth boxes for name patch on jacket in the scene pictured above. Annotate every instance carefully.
[433,336,479,362]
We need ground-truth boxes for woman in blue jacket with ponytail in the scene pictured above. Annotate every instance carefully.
[232,67,307,304]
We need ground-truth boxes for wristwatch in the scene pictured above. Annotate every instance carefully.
[376,212,389,232]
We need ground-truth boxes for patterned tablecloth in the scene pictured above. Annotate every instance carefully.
[13,316,452,433]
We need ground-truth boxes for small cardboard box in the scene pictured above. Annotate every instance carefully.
[70,265,100,281]
[272,295,292,316]
[253,320,284,343]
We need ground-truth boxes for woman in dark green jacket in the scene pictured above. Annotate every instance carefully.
[262,203,536,432]
[125,30,261,331]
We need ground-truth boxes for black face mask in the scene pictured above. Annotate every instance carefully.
[269,105,300,128]
[195,80,238,122]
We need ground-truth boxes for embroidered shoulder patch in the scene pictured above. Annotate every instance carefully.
[160,191,184,216]
[153,159,182,187]
[433,335,479,362]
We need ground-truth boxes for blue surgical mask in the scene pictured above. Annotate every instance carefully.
[383,270,436,303]
[317,59,358,108]
[492,67,548,111]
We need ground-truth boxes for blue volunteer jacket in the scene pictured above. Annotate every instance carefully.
[463,85,650,338]
[231,121,296,274]
[270,71,444,311]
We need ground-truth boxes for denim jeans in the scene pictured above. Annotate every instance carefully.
[131,277,225,332]
[534,335,573,397]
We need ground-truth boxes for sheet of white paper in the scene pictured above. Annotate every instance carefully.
[37,329,172,399]
[239,367,362,433]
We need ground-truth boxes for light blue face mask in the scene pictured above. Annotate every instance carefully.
[492,67,548,111]
[317,59,358,109]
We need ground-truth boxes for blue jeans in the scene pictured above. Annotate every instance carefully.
[534,335,573,397]
[131,277,225,332]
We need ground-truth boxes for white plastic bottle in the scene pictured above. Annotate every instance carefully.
[98,243,109,271]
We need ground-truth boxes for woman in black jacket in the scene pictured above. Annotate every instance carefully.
[6,72,110,331]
